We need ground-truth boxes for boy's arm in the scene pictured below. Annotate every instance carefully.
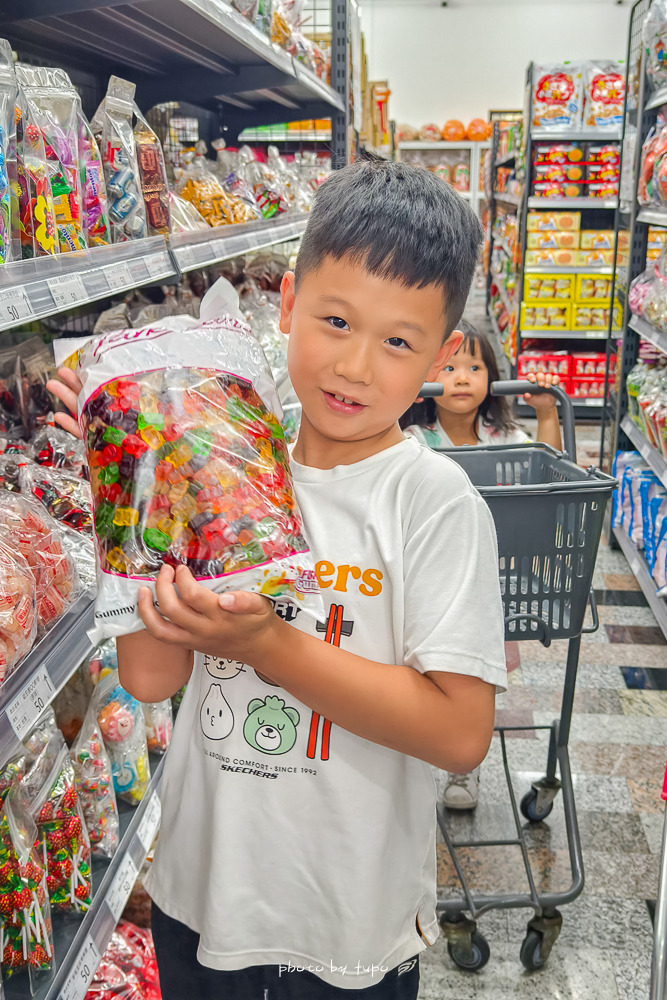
[116,631,194,703]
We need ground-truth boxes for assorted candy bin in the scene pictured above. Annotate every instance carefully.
[76,278,321,640]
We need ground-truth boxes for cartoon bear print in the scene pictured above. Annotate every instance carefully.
[243,695,300,755]
[200,683,234,741]
[203,654,245,680]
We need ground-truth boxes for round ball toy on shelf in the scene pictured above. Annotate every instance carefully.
[466,118,490,141]
[441,120,466,142]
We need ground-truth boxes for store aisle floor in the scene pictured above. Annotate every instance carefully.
[418,424,664,999]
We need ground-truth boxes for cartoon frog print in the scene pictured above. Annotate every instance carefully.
[200,683,234,740]
[243,695,300,755]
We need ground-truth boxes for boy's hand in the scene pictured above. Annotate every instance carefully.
[523,371,561,412]
[45,367,83,439]
[137,564,279,664]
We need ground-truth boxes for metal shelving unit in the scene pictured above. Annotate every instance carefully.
[614,524,667,638]
[398,140,489,214]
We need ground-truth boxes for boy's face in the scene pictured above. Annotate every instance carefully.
[280,255,461,463]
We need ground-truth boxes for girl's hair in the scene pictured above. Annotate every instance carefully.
[399,319,519,435]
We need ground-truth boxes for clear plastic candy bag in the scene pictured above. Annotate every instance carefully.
[31,423,86,475]
[0,539,36,683]
[78,111,110,247]
[96,671,150,806]
[14,87,59,259]
[20,462,93,534]
[142,700,172,754]
[77,278,322,640]
[71,686,120,858]
[644,0,667,94]
[85,920,161,1000]
[134,107,170,236]
[0,40,17,265]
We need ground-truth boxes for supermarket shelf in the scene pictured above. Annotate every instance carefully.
[646,87,667,111]
[493,235,515,259]
[239,128,332,141]
[527,197,618,209]
[494,191,521,206]
[636,208,667,227]
[170,213,309,274]
[0,215,308,332]
[521,332,607,340]
[613,525,667,641]
[0,592,95,767]
[398,141,491,150]
[524,265,613,275]
[620,415,667,490]
[4,1,344,124]
[495,151,517,167]
[628,313,667,356]
[530,127,623,141]
[492,275,514,315]
[5,757,164,1000]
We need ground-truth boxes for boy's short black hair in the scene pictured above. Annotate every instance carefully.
[294,157,484,334]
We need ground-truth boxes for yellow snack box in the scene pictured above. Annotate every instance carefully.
[525,249,578,267]
[576,250,614,266]
[520,302,571,330]
[524,274,574,303]
[526,231,579,249]
[526,211,581,232]
[575,274,613,303]
[579,230,614,250]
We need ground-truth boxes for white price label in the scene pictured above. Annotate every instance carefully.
[7,666,56,739]
[179,247,196,269]
[59,934,100,1000]
[49,273,87,310]
[0,285,35,326]
[105,264,134,292]
[146,255,169,279]
[137,791,161,851]
[194,242,214,263]
[212,240,228,259]
[107,852,139,922]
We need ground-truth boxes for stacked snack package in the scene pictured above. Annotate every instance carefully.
[22,730,92,914]
[71,685,120,858]
[133,106,170,236]
[15,65,88,253]
[91,76,147,242]
[96,671,150,806]
[76,278,322,641]
[638,119,667,209]
[0,792,54,992]
[0,41,16,265]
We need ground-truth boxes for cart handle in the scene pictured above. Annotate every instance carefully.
[580,590,599,634]
[490,380,577,464]
[419,382,444,397]
[504,613,551,647]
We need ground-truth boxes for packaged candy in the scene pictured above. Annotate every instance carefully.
[31,422,87,475]
[91,76,147,242]
[533,141,583,164]
[20,462,93,533]
[14,91,59,258]
[85,920,161,1000]
[76,278,322,640]
[16,65,87,253]
[532,63,583,130]
[78,111,110,247]
[0,492,79,633]
[22,730,92,914]
[0,40,16,265]
[644,0,667,94]
[143,700,172,754]
[583,61,625,128]
[418,123,441,142]
[134,109,170,236]
[52,660,95,746]
[0,792,54,992]
[168,189,209,233]
[0,541,36,683]
[96,671,150,806]
[71,690,120,858]
[177,155,258,226]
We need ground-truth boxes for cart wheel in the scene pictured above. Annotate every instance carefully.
[520,788,553,823]
[519,929,548,971]
[447,930,490,972]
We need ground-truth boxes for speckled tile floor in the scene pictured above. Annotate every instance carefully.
[417,415,667,998]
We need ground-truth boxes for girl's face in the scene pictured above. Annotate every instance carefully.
[434,342,489,416]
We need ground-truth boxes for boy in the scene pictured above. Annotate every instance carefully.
[49,159,506,999]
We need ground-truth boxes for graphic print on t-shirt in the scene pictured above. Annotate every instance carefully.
[199,655,245,741]
[243,695,300,754]
[306,603,354,761]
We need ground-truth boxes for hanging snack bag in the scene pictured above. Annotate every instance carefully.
[143,700,173,754]
[71,693,120,858]
[22,731,92,914]
[91,76,146,242]
[0,792,54,992]
[14,91,59,258]
[77,278,322,641]
[16,65,87,253]
[644,0,667,94]
[133,105,170,235]
[0,541,36,683]
[0,40,17,265]
[532,63,583,130]
[96,671,150,806]
[78,112,110,247]
[583,61,626,129]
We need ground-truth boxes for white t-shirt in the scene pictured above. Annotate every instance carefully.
[145,437,506,989]
[404,418,530,450]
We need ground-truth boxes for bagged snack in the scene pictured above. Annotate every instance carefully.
[52,660,95,745]
[0,492,79,633]
[15,65,87,253]
[0,40,16,264]
[96,671,150,806]
[78,111,110,247]
[418,123,440,142]
[644,0,667,93]
[85,920,161,1000]
[168,189,209,233]
[177,154,258,226]
[0,792,54,991]
[71,689,120,858]
[14,87,59,258]
[91,76,147,242]
[583,61,625,128]
[32,422,86,474]
[143,700,172,754]
[22,730,92,914]
[134,109,170,236]
[21,462,92,533]
[0,541,36,682]
[532,63,583,130]
[77,278,321,640]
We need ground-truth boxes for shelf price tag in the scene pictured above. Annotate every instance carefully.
[48,273,87,310]
[193,242,214,263]
[107,852,139,922]
[137,791,161,852]
[0,286,35,326]
[59,934,100,1000]
[7,666,55,740]
[146,255,169,279]
[179,247,196,269]
[105,264,134,292]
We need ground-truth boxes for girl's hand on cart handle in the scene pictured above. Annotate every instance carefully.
[523,371,561,412]
[45,367,83,440]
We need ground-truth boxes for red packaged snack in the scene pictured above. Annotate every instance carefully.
[532,142,584,164]
[532,63,583,129]
[0,541,36,682]
[583,61,625,129]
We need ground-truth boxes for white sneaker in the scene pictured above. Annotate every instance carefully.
[443,767,480,810]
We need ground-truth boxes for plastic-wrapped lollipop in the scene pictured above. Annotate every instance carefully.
[71,703,120,859]
[142,700,172,754]
[96,672,150,806]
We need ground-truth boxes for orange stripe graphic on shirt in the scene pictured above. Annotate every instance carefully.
[308,604,353,761]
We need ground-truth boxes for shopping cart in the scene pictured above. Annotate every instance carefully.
[429,380,616,973]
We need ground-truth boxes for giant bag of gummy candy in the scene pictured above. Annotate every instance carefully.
[77,279,321,640]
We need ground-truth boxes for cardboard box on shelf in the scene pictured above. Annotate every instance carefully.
[518,352,572,376]
[526,231,580,249]
[575,274,613,302]
[577,249,614,266]
[525,249,578,267]
[524,274,574,302]
[572,303,621,329]
[527,211,581,232]
[579,230,615,249]
[521,302,571,330]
